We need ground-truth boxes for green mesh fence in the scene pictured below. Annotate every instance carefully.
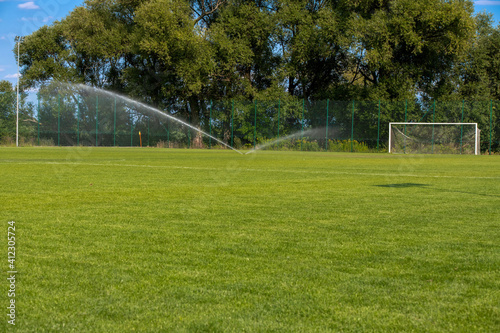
[0,92,18,142]
[1,90,499,154]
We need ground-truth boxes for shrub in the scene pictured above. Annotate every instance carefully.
[327,139,369,152]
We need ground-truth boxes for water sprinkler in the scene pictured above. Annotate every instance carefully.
[139,131,142,147]
[73,84,244,154]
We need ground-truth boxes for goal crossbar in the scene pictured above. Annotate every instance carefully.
[389,122,479,155]
[389,122,478,125]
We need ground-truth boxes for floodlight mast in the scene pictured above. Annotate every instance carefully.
[15,36,23,147]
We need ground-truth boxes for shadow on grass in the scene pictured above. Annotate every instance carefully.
[374,183,500,197]
[374,183,429,188]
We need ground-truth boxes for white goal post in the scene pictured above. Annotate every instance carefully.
[389,122,480,155]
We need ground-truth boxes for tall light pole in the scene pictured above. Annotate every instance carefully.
[15,36,23,147]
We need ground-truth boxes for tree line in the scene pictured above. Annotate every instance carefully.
[1,0,499,148]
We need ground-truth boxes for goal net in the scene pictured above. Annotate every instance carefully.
[389,123,480,155]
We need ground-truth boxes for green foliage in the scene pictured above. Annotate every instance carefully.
[345,0,475,100]
[209,1,276,99]
[17,0,482,103]
[455,13,500,101]
[135,0,212,96]
[256,137,370,152]
[328,139,369,152]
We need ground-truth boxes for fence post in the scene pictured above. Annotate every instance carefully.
[431,100,436,154]
[58,94,60,147]
[301,99,304,151]
[490,100,493,155]
[37,93,40,146]
[460,100,464,154]
[231,99,234,148]
[325,99,329,151]
[209,100,212,149]
[96,95,99,147]
[277,99,280,141]
[254,100,257,149]
[77,95,80,146]
[351,100,355,152]
[377,100,381,151]
[130,110,133,147]
[188,113,191,149]
[404,100,407,153]
[113,97,116,147]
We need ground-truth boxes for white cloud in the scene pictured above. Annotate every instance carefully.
[18,1,40,10]
[21,16,54,22]
[475,1,500,4]
[4,74,21,79]
[0,68,5,72]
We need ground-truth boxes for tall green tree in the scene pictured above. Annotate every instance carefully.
[342,0,476,100]
[16,0,486,148]
[19,0,479,102]
[273,0,351,99]
[209,0,277,99]
[456,13,500,101]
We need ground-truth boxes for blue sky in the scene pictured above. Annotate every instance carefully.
[0,0,84,88]
[1,0,500,90]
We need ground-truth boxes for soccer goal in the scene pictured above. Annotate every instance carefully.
[389,123,480,155]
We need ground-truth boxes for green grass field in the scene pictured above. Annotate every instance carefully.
[1,147,499,332]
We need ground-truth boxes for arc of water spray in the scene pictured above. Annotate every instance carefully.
[74,84,243,154]
[245,129,317,154]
